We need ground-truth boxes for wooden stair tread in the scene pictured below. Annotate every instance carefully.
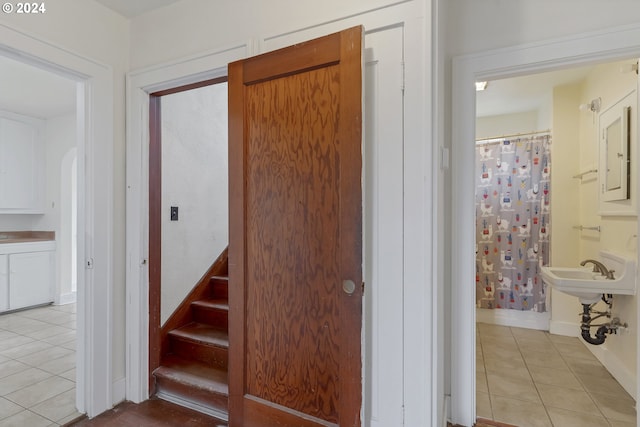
[170,322,229,347]
[155,355,228,395]
[192,299,228,310]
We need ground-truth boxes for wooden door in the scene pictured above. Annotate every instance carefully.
[228,26,363,427]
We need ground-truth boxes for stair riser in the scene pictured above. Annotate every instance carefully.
[154,376,228,414]
[192,307,228,329]
[210,278,228,300]
[171,337,228,370]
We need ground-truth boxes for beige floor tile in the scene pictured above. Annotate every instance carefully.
[547,333,580,345]
[511,327,550,343]
[527,364,583,390]
[522,349,568,369]
[4,376,74,408]
[21,325,72,341]
[490,395,552,427]
[476,391,492,419]
[0,335,35,349]
[487,372,540,402]
[482,343,521,360]
[476,371,489,393]
[19,346,74,368]
[40,330,75,345]
[546,406,611,427]
[7,320,51,335]
[536,383,601,415]
[554,341,598,360]
[608,420,637,427]
[39,353,76,375]
[0,397,23,421]
[590,392,637,423]
[578,373,631,398]
[0,368,52,396]
[60,339,77,350]
[59,368,76,382]
[0,410,52,427]
[565,357,612,378]
[49,304,76,314]
[484,356,530,378]
[0,360,30,380]
[478,323,513,338]
[29,389,78,423]
[0,315,41,330]
[0,341,54,360]
[57,411,84,425]
[480,333,518,345]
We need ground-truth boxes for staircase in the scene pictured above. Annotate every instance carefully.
[152,256,230,422]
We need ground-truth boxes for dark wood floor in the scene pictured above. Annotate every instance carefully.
[65,398,227,426]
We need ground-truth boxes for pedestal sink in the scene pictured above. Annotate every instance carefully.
[541,251,636,304]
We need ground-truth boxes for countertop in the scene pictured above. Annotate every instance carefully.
[0,231,55,244]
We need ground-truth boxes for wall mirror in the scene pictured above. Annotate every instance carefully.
[599,97,631,202]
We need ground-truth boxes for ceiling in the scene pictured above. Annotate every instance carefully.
[0,55,76,119]
[93,0,183,18]
[476,65,594,117]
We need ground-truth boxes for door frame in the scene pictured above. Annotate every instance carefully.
[450,24,640,426]
[125,42,250,403]
[0,22,114,417]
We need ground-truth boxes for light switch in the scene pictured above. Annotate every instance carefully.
[170,206,179,221]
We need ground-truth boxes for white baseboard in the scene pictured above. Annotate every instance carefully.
[582,340,637,400]
[476,308,550,330]
[443,395,450,427]
[549,320,580,337]
[56,291,77,305]
[112,378,126,405]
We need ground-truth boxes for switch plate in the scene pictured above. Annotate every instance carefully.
[170,206,179,221]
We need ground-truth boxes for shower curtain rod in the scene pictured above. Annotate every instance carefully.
[476,129,551,144]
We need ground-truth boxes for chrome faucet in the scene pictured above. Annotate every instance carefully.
[580,259,615,279]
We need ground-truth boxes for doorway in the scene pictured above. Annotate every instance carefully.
[147,77,228,389]
[451,25,640,427]
[0,23,115,418]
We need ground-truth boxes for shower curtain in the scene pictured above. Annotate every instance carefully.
[475,134,551,312]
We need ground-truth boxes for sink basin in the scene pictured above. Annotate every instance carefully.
[541,251,636,304]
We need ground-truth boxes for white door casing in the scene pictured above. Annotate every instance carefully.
[0,22,114,417]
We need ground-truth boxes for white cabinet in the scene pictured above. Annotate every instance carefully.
[0,254,7,311]
[0,112,45,214]
[9,251,54,309]
[0,241,55,313]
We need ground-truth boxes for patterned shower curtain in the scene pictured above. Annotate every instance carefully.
[475,134,551,312]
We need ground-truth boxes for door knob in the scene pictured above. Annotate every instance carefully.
[342,279,356,295]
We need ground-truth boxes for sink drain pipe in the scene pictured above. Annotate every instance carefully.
[580,294,627,345]
[581,303,609,345]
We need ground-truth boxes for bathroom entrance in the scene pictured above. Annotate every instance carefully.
[451,25,640,427]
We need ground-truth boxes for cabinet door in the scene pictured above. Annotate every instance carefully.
[9,251,53,309]
[0,116,44,213]
[0,255,7,312]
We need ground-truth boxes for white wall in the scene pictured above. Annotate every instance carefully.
[550,83,583,333]
[33,113,77,303]
[0,0,130,389]
[476,110,539,140]
[576,60,638,388]
[160,83,228,324]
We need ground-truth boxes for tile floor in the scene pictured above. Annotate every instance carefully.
[477,322,637,427]
[0,303,80,426]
